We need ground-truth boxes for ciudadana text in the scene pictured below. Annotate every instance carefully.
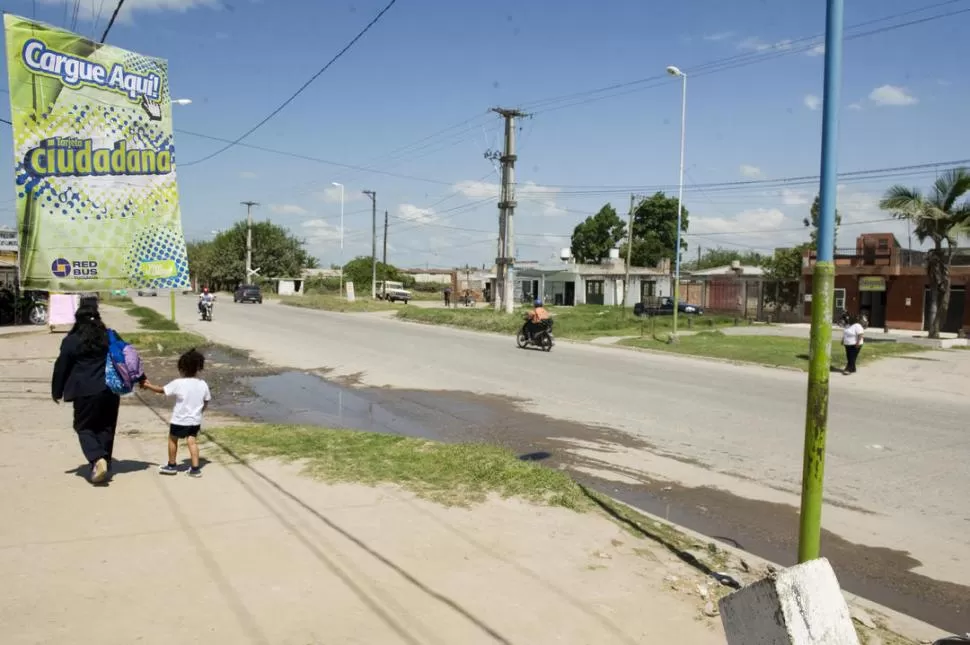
[21,38,161,101]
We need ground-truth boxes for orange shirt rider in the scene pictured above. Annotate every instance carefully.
[528,300,550,324]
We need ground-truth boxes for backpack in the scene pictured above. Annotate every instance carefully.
[105,329,144,395]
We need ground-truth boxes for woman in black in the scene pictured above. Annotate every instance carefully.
[51,304,120,484]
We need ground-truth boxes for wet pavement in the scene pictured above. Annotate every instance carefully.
[194,364,970,634]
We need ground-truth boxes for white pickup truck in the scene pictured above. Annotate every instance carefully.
[376,281,411,304]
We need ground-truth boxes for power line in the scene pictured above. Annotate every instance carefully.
[180,0,400,167]
[99,0,126,42]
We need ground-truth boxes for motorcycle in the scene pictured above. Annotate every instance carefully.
[199,299,214,322]
[516,316,554,352]
[0,288,47,326]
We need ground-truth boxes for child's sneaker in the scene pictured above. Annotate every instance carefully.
[158,463,178,475]
[187,467,202,478]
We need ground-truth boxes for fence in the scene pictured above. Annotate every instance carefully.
[683,278,803,323]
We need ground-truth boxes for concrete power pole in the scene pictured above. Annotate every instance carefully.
[241,201,259,283]
[362,190,377,299]
[490,107,528,314]
[382,210,389,299]
[622,193,635,308]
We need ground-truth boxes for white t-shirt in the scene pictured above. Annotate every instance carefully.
[164,377,212,426]
[842,323,865,346]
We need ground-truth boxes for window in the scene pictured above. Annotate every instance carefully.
[878,238,889,250]
[834,288,846,311]
[642,281,656,298]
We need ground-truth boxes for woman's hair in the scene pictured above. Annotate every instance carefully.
[177,348,205,378]
[70,304,109,355]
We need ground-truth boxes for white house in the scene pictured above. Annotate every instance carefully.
[514,250,672,306]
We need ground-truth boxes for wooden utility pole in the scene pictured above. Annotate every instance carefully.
[488,107,529,313]
[241,201,259,283]
[622,193,635,308]
[362,190,377,299]
[382,210,388,299]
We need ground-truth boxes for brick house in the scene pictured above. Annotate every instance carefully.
[802,233,970,333]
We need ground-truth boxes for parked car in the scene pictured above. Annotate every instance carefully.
[376,281,411,304]
[633,297,704,317]
[136,288,157,297]
[234,284,263,304]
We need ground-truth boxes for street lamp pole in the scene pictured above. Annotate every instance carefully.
[332,182,345,297]
[666,65,687,341]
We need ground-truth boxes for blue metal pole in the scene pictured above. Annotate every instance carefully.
[798,0,844,563]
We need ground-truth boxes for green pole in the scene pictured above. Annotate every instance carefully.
[170,289,176,323]
[798,0,843,562]
[798,262,834,561]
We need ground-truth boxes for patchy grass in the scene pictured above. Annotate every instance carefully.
[397,305,741,340]
[100,293,134,308]
[620,332,928,370]
[123,331,207,357]
[206,424,590,510]
[280,294,398,313]
[124,306,179,331]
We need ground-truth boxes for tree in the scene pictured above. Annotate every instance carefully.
[569,204,626,263]
[761,246,806,311]
[803,194,843,247]
[687,247,765,271]
[342,256,412,290]
[880,168,970,338]
[186,220,317,291]
[622,192,689,267]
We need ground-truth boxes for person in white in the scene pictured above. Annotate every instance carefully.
[841,314,866,375]
[141,348,211,477]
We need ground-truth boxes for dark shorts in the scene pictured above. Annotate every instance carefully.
[169,424,201,439]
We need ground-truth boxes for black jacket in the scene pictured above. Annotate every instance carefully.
[51,332,110,402]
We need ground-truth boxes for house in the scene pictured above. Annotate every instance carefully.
[273,278,304,296]
[513,250,672,307]
[400,268,454,286]
[683,263,767,317]
[802,232,970,333]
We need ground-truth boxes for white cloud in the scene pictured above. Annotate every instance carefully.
[239,171,258,179]
[869,85,918,107]
[848,102,864,111]
[316,185,363,203]
[806,43,825,57]
[937,79,952,87]
[453,180,501,199]
[398,204,437,224]
[781,189,812,206]
[740,164,763,179]
[452,179,564,216]
[703,32,734,41]
[739,37,793,52]
[269,204,308,215]
[301,219,342,246]
[804,94,821,111]
[693,208,787,236]
[38,0,219,22]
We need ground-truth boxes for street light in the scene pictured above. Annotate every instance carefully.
[666,65,687,342]
[331,182,345,297]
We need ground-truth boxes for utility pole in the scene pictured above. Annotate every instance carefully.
[697,245,702,267]
[798,0,844,564]
[362,190,376,299]
[382,210,389,299]
[241,201,259,283]
[622,193,635,308]
[489,107,529,314]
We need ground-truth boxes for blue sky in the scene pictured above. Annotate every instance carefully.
[1,0,968,268]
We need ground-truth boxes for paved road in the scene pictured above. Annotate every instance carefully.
[137,295,970,630]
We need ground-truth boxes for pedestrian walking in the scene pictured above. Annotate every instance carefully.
[141,348,211,478]
[443,287,451,307]
[51,304,121,484]
[841,314,866,375]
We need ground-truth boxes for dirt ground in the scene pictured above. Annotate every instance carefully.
[0,331,734,645]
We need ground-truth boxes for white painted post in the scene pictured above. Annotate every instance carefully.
[719,558,860,645]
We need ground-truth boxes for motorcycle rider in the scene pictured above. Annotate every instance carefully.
[198,287,215,318]
[523,298,551,341]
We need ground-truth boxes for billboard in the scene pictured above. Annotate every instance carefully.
[3,15,189,292]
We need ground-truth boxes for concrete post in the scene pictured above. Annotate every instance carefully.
[719,558,859,645]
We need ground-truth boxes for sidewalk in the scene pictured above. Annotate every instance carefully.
[0,332,727,645]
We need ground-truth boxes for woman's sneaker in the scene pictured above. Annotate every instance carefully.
[90,458,108,484]
[187,467,202,478]
[158,463,178,475]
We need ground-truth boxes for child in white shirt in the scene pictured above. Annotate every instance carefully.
[142,348,211,477]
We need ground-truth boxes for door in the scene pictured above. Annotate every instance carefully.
[860,290,887,328]
[564,281,575,306]
[924,287,965,333]
[586,280,605,305]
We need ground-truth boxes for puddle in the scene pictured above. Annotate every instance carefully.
[215,370,970,634]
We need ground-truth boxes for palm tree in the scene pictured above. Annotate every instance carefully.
[879,168,970,338]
